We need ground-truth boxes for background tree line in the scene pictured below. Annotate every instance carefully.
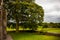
[42,22,60,28]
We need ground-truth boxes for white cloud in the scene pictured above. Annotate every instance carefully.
[46,11,60,16]
[35,0,60,23]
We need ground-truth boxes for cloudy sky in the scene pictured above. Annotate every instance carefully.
[35,0,60,23]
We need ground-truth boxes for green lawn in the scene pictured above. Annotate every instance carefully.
[43,28,60,33]
[7,28,60,40]
[8,32,60,40]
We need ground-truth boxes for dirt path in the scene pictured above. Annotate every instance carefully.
[7,35,13,40]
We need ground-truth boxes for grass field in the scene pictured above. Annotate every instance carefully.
[7,28,60,40]
[8,32,60,40]
[7,28,60,33]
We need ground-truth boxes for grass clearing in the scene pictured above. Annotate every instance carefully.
[7,28,60,40]
[8,32,60,40]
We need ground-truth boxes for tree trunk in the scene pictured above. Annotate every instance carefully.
[0,8,3,40]
[0,0,3,40]
[16,19,19,32]
[2,9,7,40]
[0,0,7,40]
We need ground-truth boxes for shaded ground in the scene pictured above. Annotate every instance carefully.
[44,32,60,37]
[8,30,60,37]
[8,31,60,40]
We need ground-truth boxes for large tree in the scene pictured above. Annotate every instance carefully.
[20,2,44,30]
[4,0,44,32]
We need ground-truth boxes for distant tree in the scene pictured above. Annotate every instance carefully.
[56,23,60,28]
[43,23,48,28]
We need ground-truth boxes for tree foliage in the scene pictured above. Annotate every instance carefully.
[4,0,44,31]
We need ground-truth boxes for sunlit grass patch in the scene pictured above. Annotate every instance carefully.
[43,28,60,33]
